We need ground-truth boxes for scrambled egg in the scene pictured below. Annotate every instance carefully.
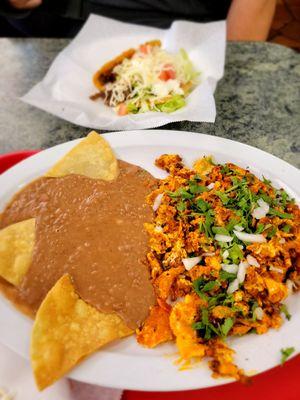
[137,154,300,381]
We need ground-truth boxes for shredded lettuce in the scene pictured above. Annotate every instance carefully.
[110,46,198,115]
[156,95,186,113]
[179,49,199,83]
[126,102,139,114]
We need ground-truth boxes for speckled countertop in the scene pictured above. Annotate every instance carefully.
[0,39,299,167]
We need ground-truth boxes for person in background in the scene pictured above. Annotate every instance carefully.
[1,0,276,40]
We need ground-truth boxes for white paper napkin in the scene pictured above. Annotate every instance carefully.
[0,342,123,400]
[22,14,226,130]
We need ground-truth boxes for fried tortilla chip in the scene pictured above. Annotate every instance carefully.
[45,131,118,181]
[0,218,35,286]
[31,274,133,390]
[93,40,161,92]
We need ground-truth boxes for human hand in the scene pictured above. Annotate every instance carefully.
[8,0,42,10]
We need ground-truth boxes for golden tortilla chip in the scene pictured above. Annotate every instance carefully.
[45,131,118,181]
[0,218,35,286]
[31,274,133,390]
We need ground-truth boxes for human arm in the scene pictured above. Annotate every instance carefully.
[227,0,276,41]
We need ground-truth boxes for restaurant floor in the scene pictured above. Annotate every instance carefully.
[268,0,300,51]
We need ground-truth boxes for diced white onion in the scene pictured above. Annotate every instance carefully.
[269,266,284,274]
[237,261,249,283]
[234,225,244,232]
[253,306,264,320]
[286,279,295,295]
[221,263,239,274]
[222,250,229,259]
[258,198,270,211]
[252,207,267,220]
[153,193,163,211]
[246,255,260,267]
[215,234,233,243]
[279,238,286,244]
[166,296,184,306]
[182,256,201,271]
[154,225,163,232]
[202,252,216,257]
[252,198,270,220]
[227,278,239,294]
[207,183,215,190]
[234,230,266,243]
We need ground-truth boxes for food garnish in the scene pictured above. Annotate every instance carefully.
[138,154,299,380]
[92,41,199,115]
[280,347,295,364]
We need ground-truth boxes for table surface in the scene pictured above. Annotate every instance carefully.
[0,39,299,168]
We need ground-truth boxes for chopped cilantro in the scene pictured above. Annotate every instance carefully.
[220,165,233,175]
[188,180,208,194]
[256,223,265,234]
[196,199,210,212]
[193,307,221,340]
[202,280,219,292]
[266,226,277,239]
[268,208,293,219]
[262,176,272,186]
[203,210,214,238]
[280,347,295,364]
[212,226,230,236]
[280,190,288,207]
[219,270,237,282]
[282,224,291,233]
[215,191,230,205]
[208,293,226,307]
[225,184,239,193]
[257,192,273,205]
[280,304,291,321]
[168,188,193,199]
[221,317,234,337]
[226,218,240,232]
[250,301,259,321]
[228,243,244,264]
[192,321,205,330]
[223,294,236,307]
[201,307,209,324]
[177,200,186,212]
[276,189,294,208]
[193,278,208,300]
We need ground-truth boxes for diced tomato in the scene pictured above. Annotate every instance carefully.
[118,103,128,116]
[158,70,169,81]
[158,64,176,81]
[139,44,150,54]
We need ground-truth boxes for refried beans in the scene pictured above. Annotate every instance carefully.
[0,161,156,329]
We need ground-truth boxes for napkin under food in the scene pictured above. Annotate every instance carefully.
[22,14,226,130]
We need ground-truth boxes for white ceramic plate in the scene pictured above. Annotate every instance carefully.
[0,130,299,391]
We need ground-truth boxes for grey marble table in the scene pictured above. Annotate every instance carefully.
[0,39,299,168]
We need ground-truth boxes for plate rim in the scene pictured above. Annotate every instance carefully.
[0,129,299,392]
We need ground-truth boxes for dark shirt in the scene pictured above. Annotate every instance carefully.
[1,0,231,37]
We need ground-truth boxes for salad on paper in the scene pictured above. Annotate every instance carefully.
[91,40,199,116]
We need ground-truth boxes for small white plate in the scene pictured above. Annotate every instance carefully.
[0,130,299,391]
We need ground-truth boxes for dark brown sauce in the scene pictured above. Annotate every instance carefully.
[0,161,156,329]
